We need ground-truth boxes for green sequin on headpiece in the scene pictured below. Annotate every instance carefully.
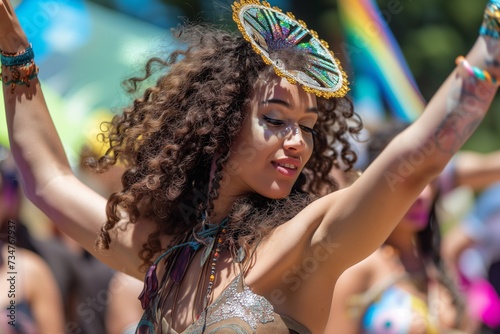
[232,0,349,98]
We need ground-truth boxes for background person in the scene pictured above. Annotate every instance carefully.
[0,154,64,334]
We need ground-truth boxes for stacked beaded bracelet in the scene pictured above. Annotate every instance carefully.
[455,56,499,86]
[0,44,39,94]
[480,0,500,38]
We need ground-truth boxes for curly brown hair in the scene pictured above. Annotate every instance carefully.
[88,23,363,268]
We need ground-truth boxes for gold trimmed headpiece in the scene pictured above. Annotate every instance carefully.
[232,0,349,98]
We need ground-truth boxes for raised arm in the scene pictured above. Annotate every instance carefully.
[0,0,145,277]
[334,42,498,266]
[299,2,500,275]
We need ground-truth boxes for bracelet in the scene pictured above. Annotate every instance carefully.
[455,56,499,86]
[1,61,39,94]
[0,44,39,93]
[480,0,500,39]
[0,44,35,67]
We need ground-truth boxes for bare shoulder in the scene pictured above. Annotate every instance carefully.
[17,248,48,273]
[107,272,143,334]
[332,248,394,319]
[15,248,56,296]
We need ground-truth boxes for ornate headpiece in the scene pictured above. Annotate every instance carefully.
[232,0,349,98]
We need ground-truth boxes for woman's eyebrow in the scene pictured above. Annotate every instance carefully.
[261,98,290,108]
[261,99,318,113]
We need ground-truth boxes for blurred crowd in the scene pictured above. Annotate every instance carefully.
[0,144,143,334]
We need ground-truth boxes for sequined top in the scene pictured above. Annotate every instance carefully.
[137,273,311,334]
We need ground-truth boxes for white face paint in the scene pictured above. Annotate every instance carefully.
[261,120,304,138]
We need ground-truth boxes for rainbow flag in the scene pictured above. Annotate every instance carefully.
[338,0,425,124]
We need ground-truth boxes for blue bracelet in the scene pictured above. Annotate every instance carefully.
[0,45,35,67]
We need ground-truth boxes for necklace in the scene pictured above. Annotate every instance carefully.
[205,226,227,306]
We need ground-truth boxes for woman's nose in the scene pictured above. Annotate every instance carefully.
[283,124,305,150]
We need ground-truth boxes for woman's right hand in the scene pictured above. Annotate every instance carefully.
[0,0,30,54]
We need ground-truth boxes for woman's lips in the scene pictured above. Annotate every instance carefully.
[272,161,299,177]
